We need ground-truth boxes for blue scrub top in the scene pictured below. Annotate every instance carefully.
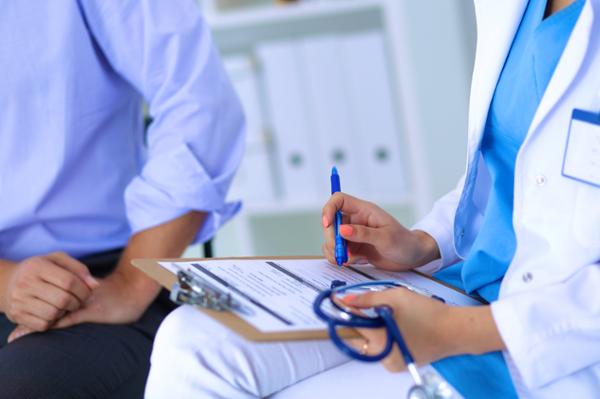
[432,0,585,397]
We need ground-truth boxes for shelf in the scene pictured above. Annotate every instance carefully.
[205,0,385,31]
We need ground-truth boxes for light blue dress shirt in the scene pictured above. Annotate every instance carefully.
[433,0,585,397]
[0,1,245,261]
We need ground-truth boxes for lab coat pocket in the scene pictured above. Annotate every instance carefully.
[572,184,600,248]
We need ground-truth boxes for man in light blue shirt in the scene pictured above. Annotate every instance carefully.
[0,0,244,396]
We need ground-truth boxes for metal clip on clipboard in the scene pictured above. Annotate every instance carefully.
[170,270,240,311]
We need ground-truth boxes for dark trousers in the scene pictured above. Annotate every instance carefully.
[0,249,175,399]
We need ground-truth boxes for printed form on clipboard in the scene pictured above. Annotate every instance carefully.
[160,259,481,334]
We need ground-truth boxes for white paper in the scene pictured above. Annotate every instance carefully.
[161,259,481,333]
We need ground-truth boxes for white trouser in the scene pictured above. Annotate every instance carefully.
[145,305,459,399]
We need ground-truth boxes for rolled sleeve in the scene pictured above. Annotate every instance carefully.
[80,0,245,241]
[125,144,242,243]
[491,262,600,389]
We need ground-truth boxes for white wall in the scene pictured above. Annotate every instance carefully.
[399,0,476,200]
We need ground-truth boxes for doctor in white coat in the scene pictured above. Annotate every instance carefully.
[145,0,600,397]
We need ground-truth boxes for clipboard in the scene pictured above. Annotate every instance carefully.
[132,256,482,342]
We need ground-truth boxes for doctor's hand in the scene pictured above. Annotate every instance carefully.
[0,252,99,334]
[342,288,505,372]
[322,193,440,271]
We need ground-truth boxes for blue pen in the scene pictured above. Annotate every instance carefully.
[330,167,348,266]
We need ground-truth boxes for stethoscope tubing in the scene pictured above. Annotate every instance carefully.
[313,281,417,366]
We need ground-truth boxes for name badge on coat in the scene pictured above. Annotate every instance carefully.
[562,109,600,188]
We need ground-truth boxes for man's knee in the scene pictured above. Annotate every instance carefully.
[0,324,152,399]
[0,339,70,398]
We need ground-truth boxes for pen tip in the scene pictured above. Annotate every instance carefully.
[331,166,338,175]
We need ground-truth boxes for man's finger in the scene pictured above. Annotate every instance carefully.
[33,280,81,312]
[10,313,51,334]
[7,325,35,343]
[53,309,87,330]
[22,296,63,323]
[46,252,99,289]
[40,262,93,304]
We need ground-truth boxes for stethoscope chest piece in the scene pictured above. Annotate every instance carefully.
[408,371,453,399]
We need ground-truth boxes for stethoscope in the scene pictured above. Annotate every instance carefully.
[313,280,454,399]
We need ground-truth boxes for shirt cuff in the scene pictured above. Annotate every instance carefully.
[412,218,458,274]
[125,143,240,243]
[490,297,533,383]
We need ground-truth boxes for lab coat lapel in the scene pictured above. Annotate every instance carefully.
[526,1,595,139]
[468,0,528,150]
[454,1,527,259]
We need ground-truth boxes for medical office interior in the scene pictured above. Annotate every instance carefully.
[8,0,600,396]
[0,0,492,397]
[190,0,477,258]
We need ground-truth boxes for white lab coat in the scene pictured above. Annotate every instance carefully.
[414,0,600,396]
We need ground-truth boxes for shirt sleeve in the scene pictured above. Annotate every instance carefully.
[411,176,465,274]
[78,0,245,243]
[491,261,600,389]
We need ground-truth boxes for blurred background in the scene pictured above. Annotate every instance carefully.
[186,0,477,258]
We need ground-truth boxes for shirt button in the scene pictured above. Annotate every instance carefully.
[522,272,533,283]
[535,174,547,186]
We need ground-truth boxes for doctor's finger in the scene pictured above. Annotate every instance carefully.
[339,224,387,248]
[323,211,352,253]
[347,243,369,265]
[323,222,336,251]
[322,244,336,265]
[324,229,366,264]
[349,328,401,367]
[342,287,405,309]
[321,244,335,263]
[322,193,368,227]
